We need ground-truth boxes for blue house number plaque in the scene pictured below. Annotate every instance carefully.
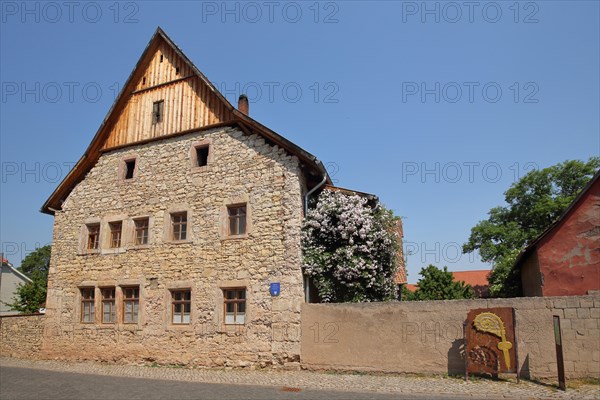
[270,282,280,296]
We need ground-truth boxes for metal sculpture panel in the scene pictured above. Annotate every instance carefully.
[466,307,516,375]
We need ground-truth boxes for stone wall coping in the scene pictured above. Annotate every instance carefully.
[0,313,44,319]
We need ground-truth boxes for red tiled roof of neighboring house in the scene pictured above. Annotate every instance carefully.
[405,284,418,292]
[453,269,490,298]
[452,270,490,288]
[405,269,491,297]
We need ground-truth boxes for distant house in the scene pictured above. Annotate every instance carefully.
[0,256,32,315]
[451,270,490,298]
[404,269,491,298]
[516,170,600,297]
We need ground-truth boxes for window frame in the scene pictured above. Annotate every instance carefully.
[170,212,188,242]
[124,160,136,180]
[152,100,164,124]
[86,223,101,251]
[227,204,247,236]
[101,287,116,324]
[122,286,140,324]
[189,139,213,171]
[170,289,191,325]
[119,155,139,182]
[109,221,123,249]
[80,287,95,324]
[223,287,246,325]
[133,217,149,246]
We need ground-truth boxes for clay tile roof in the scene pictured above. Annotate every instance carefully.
[405,284,418,292]
[405,270,491,297]
[451,270,491,287]
[394,269,407,285]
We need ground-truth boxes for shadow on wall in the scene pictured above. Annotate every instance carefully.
[447,338,466,376]
[520,355,531,380]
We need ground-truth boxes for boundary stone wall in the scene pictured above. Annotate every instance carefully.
[301,295,600,379]
[0,314,45,359]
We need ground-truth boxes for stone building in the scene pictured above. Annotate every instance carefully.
[40,28,405,366]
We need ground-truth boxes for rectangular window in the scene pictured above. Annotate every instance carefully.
[171,212,187,241]
[224,288,246,325]
[152,100,164,124]
[123,287,139,324]
[87,224,100,250]
[134,218,149,245]
[228,205,246,236]
[195,145,209,167]
[80,288,95,323]
[171,290,191,324]
[101,288,116,323]
[124,159,136,180]
[109,222,122,248]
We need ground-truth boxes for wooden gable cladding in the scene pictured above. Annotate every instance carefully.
[41,27,330,215]
[134,42,193,90]
[102,42,233,150]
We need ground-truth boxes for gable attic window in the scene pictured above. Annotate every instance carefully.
[120,157,138,181]
[160,54,163,63]
[175,66,180,75]
[195,145,209,167]
[125,160,136,180]
[190,139,212,170]
[152,100,164,124]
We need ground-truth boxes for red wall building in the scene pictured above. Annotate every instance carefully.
[517,171,600,296]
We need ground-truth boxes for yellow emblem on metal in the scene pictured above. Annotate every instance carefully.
[473,312,513,369]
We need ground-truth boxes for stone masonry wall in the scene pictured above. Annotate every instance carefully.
[0,314,45,358]
[302,294,600,379]
[43,126,305,368]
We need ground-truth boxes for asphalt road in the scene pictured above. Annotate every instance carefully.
[0,366,464,400]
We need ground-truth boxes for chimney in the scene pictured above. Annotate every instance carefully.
[238,94,249,115]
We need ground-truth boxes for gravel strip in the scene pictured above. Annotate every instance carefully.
[1,357,598,400]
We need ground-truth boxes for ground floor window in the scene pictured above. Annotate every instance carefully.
[223,288,246,325]
[101,288,116,323]
[80,288,95,323]
[171,289,191,324]
[123,287,139,323]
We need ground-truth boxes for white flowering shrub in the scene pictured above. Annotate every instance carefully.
[302,190,400,302]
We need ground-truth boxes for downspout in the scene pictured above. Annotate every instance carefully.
[303,174,327,303]
[304,175,327,216]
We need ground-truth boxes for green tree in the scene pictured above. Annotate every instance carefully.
[19,245,51,280]
[463,158,599,297]
[407,265,474,301]
[5,246,51,314]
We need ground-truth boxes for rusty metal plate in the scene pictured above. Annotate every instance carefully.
[466,307,516,374]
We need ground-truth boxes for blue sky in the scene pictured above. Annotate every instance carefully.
[1,1,598,282]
